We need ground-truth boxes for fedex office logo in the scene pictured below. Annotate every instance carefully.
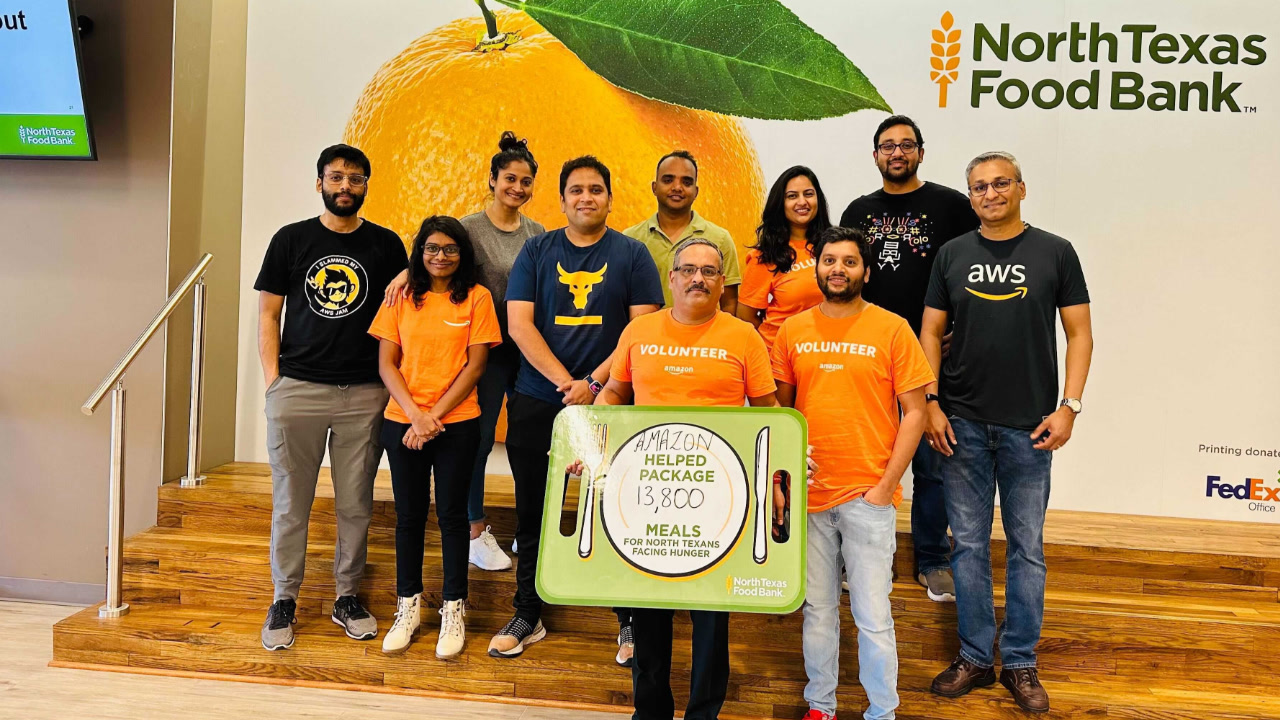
[1206,475,1279,514]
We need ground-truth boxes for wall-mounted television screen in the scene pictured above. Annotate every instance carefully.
[0,0,96,159]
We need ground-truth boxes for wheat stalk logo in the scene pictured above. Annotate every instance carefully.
[931,12,962,108]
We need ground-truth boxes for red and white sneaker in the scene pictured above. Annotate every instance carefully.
[802,710,836,720]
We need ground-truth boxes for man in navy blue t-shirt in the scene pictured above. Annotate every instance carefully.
[487,156,663,659]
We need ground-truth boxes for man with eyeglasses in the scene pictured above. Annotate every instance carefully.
[839,115,979,606]
[923,151,1092,713]
[255,144,408,651]
[624,150,742,315]
[591,235,778,720]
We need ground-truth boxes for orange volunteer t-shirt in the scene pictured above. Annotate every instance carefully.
[771,304,935,512]
[368,285,501,424]
[740,238,824,350]
[611,309,776,407]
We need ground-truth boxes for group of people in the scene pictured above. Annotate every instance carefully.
[253,114,1093,719]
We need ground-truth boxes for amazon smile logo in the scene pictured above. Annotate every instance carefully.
[966,286,1027,300]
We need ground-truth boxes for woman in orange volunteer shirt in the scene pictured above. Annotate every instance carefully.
[736,165,833,350]
[369,216,501,659]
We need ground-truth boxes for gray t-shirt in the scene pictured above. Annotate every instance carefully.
[461,211,545,345]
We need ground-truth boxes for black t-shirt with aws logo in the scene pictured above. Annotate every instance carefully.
[924,225,1089,430]
[254,217,408,385]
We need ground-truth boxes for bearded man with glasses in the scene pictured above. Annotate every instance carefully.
[922,151,1093,713]
[839,115,979,607]
[254,144,408,651]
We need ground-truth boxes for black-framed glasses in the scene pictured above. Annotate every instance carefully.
[877,141,920,155]
[674,264,722,279]
[968,178,1019,197]
[423,243,460,257]
[322,172,368,187]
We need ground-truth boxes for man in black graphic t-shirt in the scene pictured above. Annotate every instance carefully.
[923,151,1092,714]
[840,115,979,605]
[254,144,407,652]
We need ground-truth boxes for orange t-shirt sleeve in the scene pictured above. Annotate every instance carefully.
[469,288,502,348]
[743,328,777,398]
[739,252,771,309]
[770,321,796,386]
[610,321,635,383]
[368,298,401,346]
[890,320,936,395]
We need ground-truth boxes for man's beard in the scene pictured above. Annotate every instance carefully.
[323,189,365,217]
[879,158,919,183]
[819,273,864,303]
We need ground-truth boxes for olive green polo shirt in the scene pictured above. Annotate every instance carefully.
[622,211,742,308]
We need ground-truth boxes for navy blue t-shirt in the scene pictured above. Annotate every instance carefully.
[506,228,664,404]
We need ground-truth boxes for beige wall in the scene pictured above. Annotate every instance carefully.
[0,1,176,592]
[164,0,247,482]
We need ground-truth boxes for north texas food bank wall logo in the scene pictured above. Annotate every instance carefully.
[929,11,1268,112]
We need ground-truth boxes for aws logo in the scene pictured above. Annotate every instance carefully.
[964,263,1028,301]
[306,256,367,319]
[556,262,607,326]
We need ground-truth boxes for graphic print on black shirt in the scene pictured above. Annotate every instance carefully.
[840,181,978,334]
[923,225,1089,430]
[254,217,408,386]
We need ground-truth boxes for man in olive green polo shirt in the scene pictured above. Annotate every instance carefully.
[624,150,742,314]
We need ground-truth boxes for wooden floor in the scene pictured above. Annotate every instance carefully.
[6,601,617,719]
[51,462,1280,719]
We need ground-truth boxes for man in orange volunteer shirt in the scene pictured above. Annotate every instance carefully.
[592,236,777,720]
[772,226,934,720]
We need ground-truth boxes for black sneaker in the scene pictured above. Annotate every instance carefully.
[261,598,296,651]
[331,595,378,640]
[487,615,546,658]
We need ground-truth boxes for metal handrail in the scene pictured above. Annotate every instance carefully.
[82,252,214,618]
[82,252,214,415]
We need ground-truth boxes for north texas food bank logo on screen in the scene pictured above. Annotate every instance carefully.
[1206,473,1280,514]
[929,12,1268,112]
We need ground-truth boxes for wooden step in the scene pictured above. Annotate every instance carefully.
[52,601,1280,720]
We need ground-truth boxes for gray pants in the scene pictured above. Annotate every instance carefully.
[264,376,388,601]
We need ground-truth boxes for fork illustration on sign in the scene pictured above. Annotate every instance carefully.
[577,423,610,559]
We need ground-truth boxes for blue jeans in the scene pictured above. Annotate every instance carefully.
[943,416,1052,670]
[803,497,899,719]
[468,345,520,524]
[910,436,950,575]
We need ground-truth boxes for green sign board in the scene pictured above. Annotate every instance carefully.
[536,405,808,614]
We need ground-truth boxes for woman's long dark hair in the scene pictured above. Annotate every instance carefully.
[488,131,538,191]
[408,215,478,306]
[751,165,832,274]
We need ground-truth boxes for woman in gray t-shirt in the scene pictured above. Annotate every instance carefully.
[382,131,544,573]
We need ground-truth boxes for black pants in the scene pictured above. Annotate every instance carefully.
[381,417,480,600]
[505,392,564,622]
[631,608,730,720]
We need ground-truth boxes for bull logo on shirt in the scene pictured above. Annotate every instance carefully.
[305,256,368,319]
[557,262,608,309]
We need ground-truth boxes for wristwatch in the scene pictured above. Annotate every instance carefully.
[1060,398,1082,414]
[925,393,940,404]
[585,375,604,396]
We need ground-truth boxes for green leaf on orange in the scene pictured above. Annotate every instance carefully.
[491,0,891,119]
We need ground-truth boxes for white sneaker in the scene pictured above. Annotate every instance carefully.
[436,599,466,659]
[381,594,420,655]
[511,537,518,555]
[469,527,513,571]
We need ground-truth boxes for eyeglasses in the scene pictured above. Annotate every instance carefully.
[877,141,920,155]
[968,178,1019,197]
[423,243,460,257]
[674,264,722,279]
[322,172,368,187]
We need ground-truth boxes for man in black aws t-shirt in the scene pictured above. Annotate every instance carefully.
[840,115,979,605]
[922,152,1093,713]
[253,144,407,651]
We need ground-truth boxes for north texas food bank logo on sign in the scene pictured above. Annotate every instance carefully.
[930,12,1268,111]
